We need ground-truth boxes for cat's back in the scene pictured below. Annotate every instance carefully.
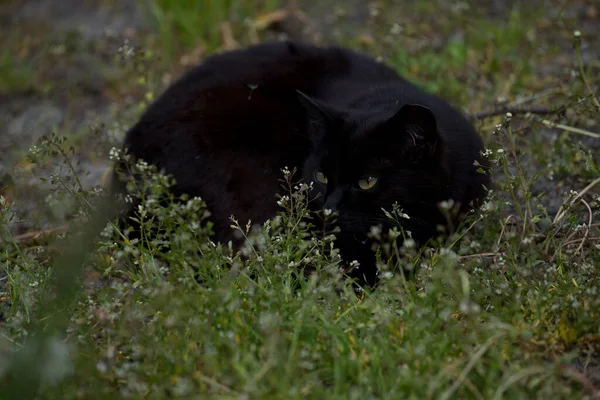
[137,41,401,118]
[123,41,403,172]
[123,42,324,173]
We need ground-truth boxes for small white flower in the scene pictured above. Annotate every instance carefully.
[369,4,380,17]
[381,271,393,279]
[388,227,400,240]
[439,199,455,211]
[403,238,416,249]
[390,23,402,35]
[276,195,289,207]
[96,361,108,374]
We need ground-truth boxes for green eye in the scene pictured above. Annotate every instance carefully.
[358,176,378,190]
[315,171,328,184]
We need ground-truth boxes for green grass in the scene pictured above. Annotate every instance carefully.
[1,1,600,398]
[384,6,542,108]
[0,49,34,92]
[142,0,281,59]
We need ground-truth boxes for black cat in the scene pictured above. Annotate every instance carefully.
[111,40,489,286]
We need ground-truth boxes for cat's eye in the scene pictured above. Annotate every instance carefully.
[358,176,378,190]
[315,171,328,184]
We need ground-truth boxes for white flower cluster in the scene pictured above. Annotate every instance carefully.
[481,148,493,158]
[109,147,122,161]
[276,195,289,207]
[117,38,135,58]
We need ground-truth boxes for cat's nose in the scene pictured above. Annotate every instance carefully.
[323,188,344,212]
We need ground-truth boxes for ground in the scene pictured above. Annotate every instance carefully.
[0,0,599,398]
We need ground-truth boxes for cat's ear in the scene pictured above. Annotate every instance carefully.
[386,104,440,157]
[297,91,343,142]
[296,90,337,123]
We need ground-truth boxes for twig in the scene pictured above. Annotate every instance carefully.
[496,215,520,249]
[195,373,238,394]
[458,252,503,260]
[553,177,600,225]
[575,198,593,254]
[560,364,600,400]
[554,94,595,115]
[561,198,594,247]
[3,225,70,246]
[253,0,318,42]
[548,182,599,259]
[560,237,600,249]
[470,106,555,120]
[536,117,600,139]
[471,80,598,121]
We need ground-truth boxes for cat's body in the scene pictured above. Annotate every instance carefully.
[114,41,489,285]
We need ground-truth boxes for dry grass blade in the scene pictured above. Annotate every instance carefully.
[560,364,600,400]
[439,332,504,400]
[0,225,70,246]
[470,106,555,120]
[536,117,600,139]
[492,366,548,400]
[220,22,239,51]
[553,177,600,225]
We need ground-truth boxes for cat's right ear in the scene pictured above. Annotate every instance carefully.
[386,104,441,157]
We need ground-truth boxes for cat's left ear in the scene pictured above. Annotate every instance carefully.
[297,91,343,142]
[297,90,340,122]
[387,104,440,157]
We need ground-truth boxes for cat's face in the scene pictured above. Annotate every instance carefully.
[298,91,446,241]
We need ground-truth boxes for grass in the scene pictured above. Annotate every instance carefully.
[0,50,34,92]
[1,0,600,398]
[0,30,36,93]
[390,9,538,104]
[143,0,281,59]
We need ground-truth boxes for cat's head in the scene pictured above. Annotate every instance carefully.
[297,91,448,241]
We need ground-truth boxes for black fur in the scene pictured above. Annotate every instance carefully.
[113,40,490,286]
